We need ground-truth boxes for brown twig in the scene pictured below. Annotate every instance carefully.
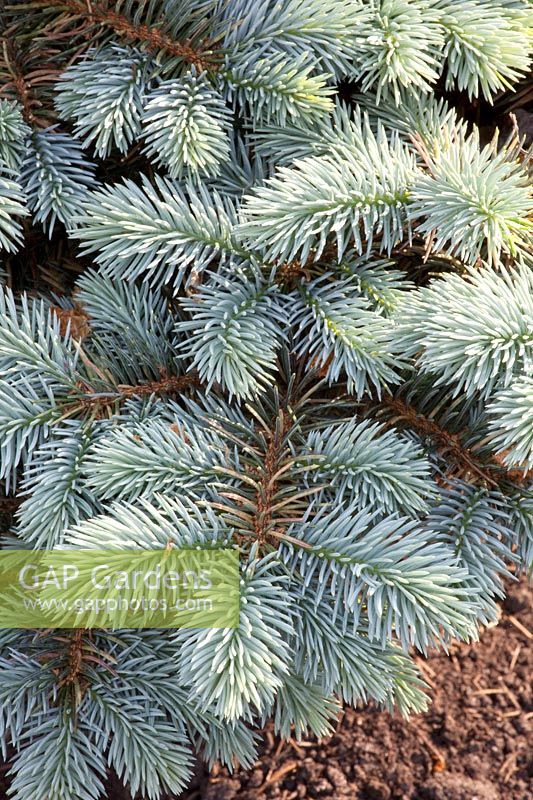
[1,39,39,124]
[372,394,502,488]
[77,373,201,409]
[58,628,86,688]
[31,0,218,71]
[253,410,292,544]
[37,629,117,712]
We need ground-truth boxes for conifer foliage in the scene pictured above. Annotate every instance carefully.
[0,1,532,798]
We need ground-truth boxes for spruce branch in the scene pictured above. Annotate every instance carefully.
[371,392,499,485]
[219,0,370,79]
[0,99,30,173]
[488,376,533,473]
[54,45,154,158]
[290,273,407,397]
[8,712,106,800]
[1,3,532,794]
[88,685,194,799]
[77,375,201,408]
[0,38,59,126]
[177,553,294,721]
[220,50,334,125]
[15,423,99,548]
[178,273,288,400]
[251,409,293,545]
[142,72,232,180]
[300,417,435,516]
[83,416,227,501]
[74,175,248,289]
[353,0,444,103]
[436,0,532,101]
[293,600,429,714]
[427,480,517,624]
[271,674,340,741]
[20,127,97,235]
[392,266,533,400]
[0,175,28,253]
[284,505,478,650]
[508,489,533,573]
[409,129,533,266]
[251,100,372,167]
[239,116,415,263]
[75,270,177,385]
[208,395,315,550]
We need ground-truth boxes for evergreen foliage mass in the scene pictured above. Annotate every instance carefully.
[0,1,532,798]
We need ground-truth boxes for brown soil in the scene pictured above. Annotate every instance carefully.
[0,581,530,800]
